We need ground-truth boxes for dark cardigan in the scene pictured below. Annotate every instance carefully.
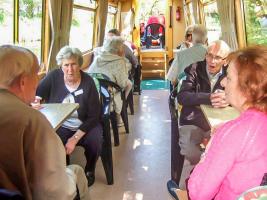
[36,69,101,133]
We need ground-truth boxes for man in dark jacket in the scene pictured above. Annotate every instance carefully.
[177,40,231,165]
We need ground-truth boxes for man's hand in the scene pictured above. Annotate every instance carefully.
[210,90,229,108]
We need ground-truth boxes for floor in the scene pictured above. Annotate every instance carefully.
[78,90,173,200]
[141,80,170,90]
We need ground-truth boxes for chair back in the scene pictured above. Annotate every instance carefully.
[169,87,185,185]
[0,189,24,200]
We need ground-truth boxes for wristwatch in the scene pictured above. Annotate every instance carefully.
[73,135,79,140]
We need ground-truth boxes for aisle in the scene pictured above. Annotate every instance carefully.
[90,90,172,200]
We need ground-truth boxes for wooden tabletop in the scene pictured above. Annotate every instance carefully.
[39,103,79,130]
[200,105,240,128]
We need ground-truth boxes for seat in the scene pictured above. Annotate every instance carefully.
[89,73,130,146]
[169,86,185,185]
[68,78,114,185]
[99,86,114,185]
[0,189,24,200]
[133,64,142,95]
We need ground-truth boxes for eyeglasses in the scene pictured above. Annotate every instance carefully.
[206,53,225,62]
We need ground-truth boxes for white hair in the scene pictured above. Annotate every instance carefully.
[56,46,83,66]
[102,36,124,55]
[208,40,231,57]
[192,24,207,44]
[0,45,37,87]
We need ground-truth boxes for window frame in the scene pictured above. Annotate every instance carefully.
[70,0,97,53]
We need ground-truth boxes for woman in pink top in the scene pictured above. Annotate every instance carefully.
[188,45,267,200]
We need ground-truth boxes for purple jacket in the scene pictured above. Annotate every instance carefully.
[188,109,267,200]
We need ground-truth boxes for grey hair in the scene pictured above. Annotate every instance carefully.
[56,46,83,66]
[192,24,208,44]
[102,36,124,55]
[185,25,194,36]
[208,40,231,57]
[0,45,38,87]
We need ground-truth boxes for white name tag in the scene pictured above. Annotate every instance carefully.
[74,89,83,96]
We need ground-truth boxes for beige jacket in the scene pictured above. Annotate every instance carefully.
[0,89,78,200]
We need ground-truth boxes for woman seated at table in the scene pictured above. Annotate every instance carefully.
[36,46,102,187]
[87,36,132,120]
[187,45,267,200]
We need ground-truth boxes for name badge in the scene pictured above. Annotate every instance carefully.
[74,89,83,96]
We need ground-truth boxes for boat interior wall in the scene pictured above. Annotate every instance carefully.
[172,0,186,51]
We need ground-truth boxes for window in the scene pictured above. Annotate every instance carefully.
[0,0,43,60]
[243,0,267,45]
[0,0,13,45]
[105,5,117,34]
[184,2,195,25]
[19,0,43,59]
[69,0,96,52]
[203,1,221,43]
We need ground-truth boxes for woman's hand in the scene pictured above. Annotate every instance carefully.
[31,96,43,110]
[65,130,86,155]
[65,137,78,155]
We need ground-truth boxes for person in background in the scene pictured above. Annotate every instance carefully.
[36,46,102,187]
[0,45,90,199]
[167,40,231,200]
[176,25,194,50]
[107,28,138,71]
[188,45,267,200]
[167,24,208,86]
[88,36,132,125]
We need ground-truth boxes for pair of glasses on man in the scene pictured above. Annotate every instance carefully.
[206,53,226,62]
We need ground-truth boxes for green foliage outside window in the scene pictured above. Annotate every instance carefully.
[244,0,267,45]
[0,8,4,24]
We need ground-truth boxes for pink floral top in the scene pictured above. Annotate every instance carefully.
[188,109,267,200]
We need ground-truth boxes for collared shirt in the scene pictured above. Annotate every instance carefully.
[206,65,223,91]
[167,43,207,82]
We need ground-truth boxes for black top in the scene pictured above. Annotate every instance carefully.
[36,69,101,133]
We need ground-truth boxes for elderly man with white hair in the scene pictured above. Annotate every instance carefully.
[0,45,90,200]
[88,36,132,120]
[167,24,208,86]
[167,40,231,200]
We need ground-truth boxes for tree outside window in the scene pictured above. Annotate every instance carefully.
[19,0,43,59]
[203,1,221,43]
[0,0,14,45]
[243,0,267,45]
[69,0,96,52]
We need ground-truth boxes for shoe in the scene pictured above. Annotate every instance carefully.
[167,180,179,200]
[86,172,95,187]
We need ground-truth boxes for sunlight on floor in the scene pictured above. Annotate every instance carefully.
[123,191,144,200]
[133,138,153,149]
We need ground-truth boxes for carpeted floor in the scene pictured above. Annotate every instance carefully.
[141,79,170,90]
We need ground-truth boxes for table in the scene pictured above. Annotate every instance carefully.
[200,105,240,128]
[39,103,79,130]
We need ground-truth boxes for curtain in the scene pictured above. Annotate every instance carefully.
[217,0,238,50]
[47,0,73,70]
[192,0,200,24]
[96,0,108,46]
